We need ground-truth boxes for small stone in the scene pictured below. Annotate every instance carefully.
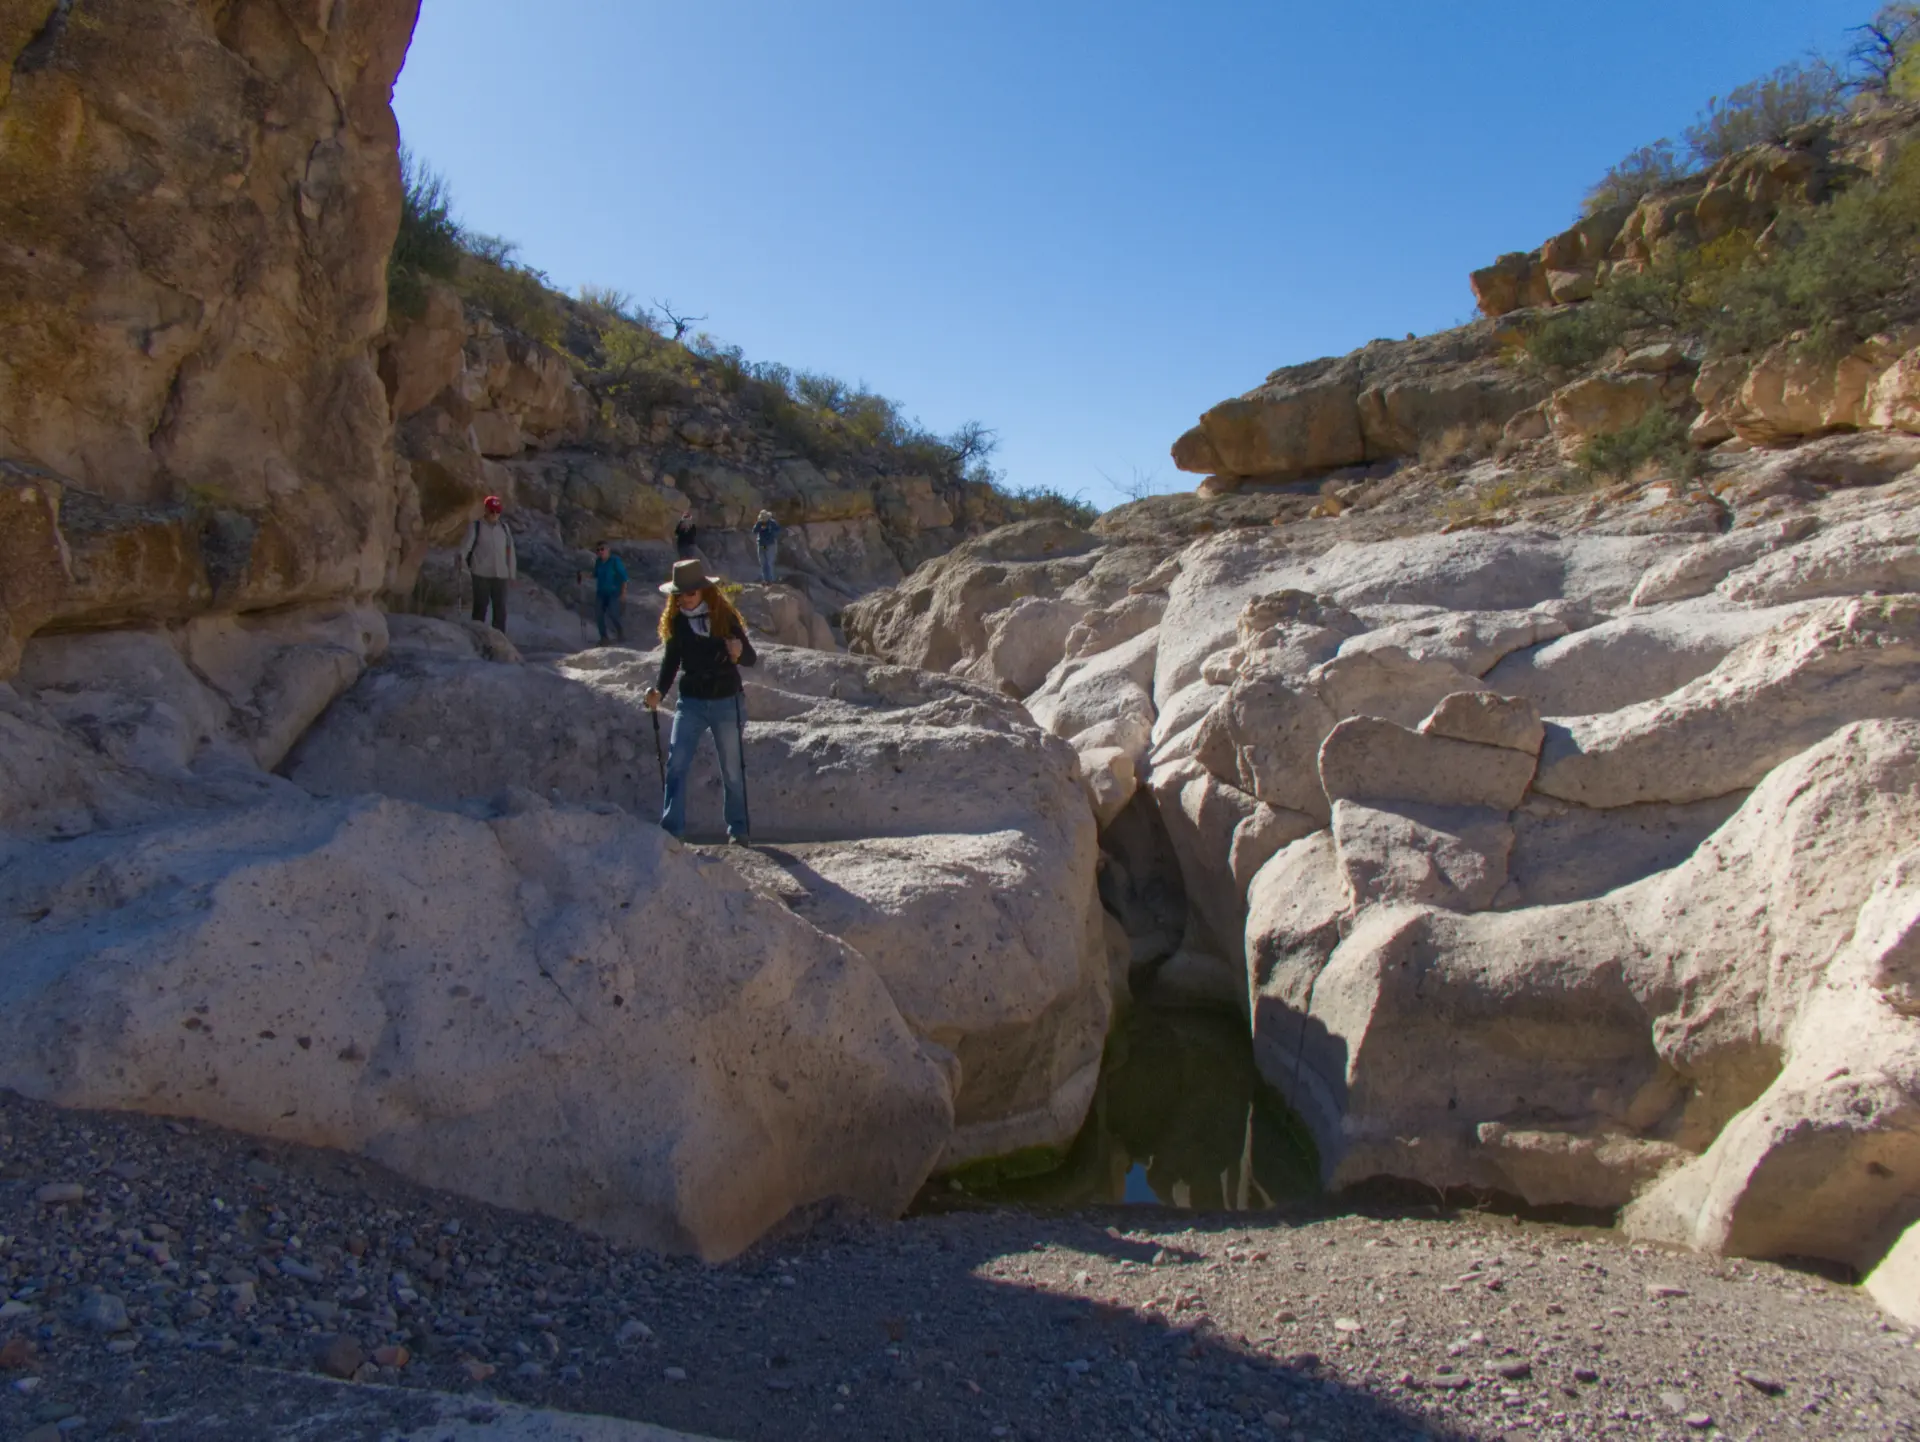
[79,1293,131,1334]
[0,1301,37,1321]
[1738,1371,1786,1397]
[104,1338,138,1355]
[1573,1368,1599,1384]
[0,1336,35,1369]
[1431,1373,1472,1391]
[34,1183,84,1206]
[279,1259,324,1283]
[616,1319,653,1345]
[108,1160,147,1182]
[460,1359,495,1383]
[301,1299,340,1323]
[372,1345,410,1369]
[314,1334,365,1380]
[1490,1360,1532,1381]
[1684,1414,1714,1431]
[513,1361,545,1379]
[1333,1317,1363,1333]
[1660,1389,1689,1412]
[1646,1284,1689,1300]
[1272,1310,1297,1325]
[664,1366,688,1382]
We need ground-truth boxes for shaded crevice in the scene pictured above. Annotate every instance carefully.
[12,0,72,76]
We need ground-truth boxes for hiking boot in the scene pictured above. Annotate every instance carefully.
[726,833,749,847]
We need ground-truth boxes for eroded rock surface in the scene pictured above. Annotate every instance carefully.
[851,445,1920,1290]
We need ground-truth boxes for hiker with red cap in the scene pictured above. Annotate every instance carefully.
[461,495,517,633]
[644,558,756,844]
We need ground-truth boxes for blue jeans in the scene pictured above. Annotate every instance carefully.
[595,592,624,642]
[661,693,749,840]
[756,540,777,583]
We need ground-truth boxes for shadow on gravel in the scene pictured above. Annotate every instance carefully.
[0,1081,1527,1442]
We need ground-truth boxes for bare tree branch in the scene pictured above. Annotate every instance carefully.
[652,299,707,342]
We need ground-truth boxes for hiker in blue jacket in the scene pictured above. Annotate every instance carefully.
[751,509,782,583]
[590,541,628,644]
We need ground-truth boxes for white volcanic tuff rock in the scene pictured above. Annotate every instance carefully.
[1714,500,1920,607]
[1317,716,1537,811]
[284,645,1110,1169]
[1533,595,1920,807]
[1331,801,1515,913]
[1869,1220,1920,1328]
[16,605,388,774]
[1628,517,1819,608]
[1335,606,1571,677]
[1482,602,1805,720]
[1025,626,1159,768]
[720,832,1110,1167]
[1419,690,1544,753]
[0,796,954,1261]
[1208,648,1489,821]
[1502,792,1747,909]
[1154,528,1680,701]
[1246,721,1920,1265]
[840,520,1157,690]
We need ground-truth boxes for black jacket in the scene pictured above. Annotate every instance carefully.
[655,612,756,700]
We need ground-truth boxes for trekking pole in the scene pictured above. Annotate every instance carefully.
[735,689,751,840]
[650,705,665,813]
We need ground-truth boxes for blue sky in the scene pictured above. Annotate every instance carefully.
[394,0,1865,510]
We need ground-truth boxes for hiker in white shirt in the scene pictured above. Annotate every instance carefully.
[462,495,517,633]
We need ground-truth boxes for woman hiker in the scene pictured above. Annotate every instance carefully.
[643,558,757,844]
[752,509,782,583]
[673,508,699,560]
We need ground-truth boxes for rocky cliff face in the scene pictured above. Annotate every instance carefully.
[0,0,1109,1263]
[844,106,1920,1289]
[0,0,421,675]
[851,432,1920,1282]
[1168,103,1920,508]
[378,276,1015,646]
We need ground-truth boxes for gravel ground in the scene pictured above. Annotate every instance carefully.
[2,1089,1915,1442]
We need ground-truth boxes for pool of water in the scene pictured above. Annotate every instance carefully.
[944,1003,1321,1210]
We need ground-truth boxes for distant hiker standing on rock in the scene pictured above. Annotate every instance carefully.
[752,509,782,583]
[591,541,628,644]
[644,559,757,844]
[462,495,516,633]
[673,509,699,560]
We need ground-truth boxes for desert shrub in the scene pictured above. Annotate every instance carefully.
[1583,140,1693,217]
[1576,409,1699,482]
[1522,301,1630,372]
[1418,421,1505,468]
[1700,145,1920,356]
[584,312,696,418]
[459,254,565,347]
[1684,62,1845,164]
[994,483,1099,528]
[388,148,464,318]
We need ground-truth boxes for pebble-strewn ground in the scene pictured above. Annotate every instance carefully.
[1,1091,1914,1442]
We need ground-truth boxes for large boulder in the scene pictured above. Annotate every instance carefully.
[1170,327,1546,484]
[0,0,420,673]
[1533,595,1920,807]
[0,793,954,1261]
[284,644,1111,1169]
[1246,720,1920,1268]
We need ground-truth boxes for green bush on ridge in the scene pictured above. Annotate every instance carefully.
[388,150,1081,519]
[1577,408,1700,484]
[1527,142,1920,371]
